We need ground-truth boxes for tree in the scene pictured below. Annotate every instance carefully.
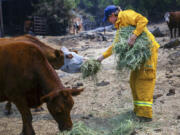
[33,0,76,35]
[112,0,180,22]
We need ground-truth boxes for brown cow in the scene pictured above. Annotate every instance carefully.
[0,41,83,135]
[0,35,65,114]
[0,35,64,69]
[164,11,180,38]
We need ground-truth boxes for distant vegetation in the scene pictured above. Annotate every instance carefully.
[3,0,180,35]
[33,0,76,35]
[33,0,180,34]
[74,0,180,22]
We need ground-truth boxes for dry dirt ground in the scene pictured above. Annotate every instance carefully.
[0,22,180,135]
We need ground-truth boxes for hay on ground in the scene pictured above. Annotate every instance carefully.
[58,121,100,135]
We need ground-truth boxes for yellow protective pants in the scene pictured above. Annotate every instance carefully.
[130,46,158,118]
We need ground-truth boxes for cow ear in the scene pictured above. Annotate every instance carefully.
[40,91,58,103]
[60,90,69,97]
[66,54,73,59]
[40,95,50,103]
[54,50,60,57]
[72,50,78,54]
[54,50,64,58]
[61,88,84,96]
[70,88,84,96]
[69,49,78,54]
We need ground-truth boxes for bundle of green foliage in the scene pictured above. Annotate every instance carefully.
[113,26,152,71]
[59,121,100,135]
[80,59,101,79]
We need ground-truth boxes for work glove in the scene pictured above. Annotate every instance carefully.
[97,55,104,63]
[128,34,137,47]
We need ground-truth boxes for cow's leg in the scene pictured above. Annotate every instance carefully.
[178,25,180,37]
[34,105,44,112]
[14,100,35,135]
[170,28,173,39]
[174,28,177,38]
[4,101,12,115]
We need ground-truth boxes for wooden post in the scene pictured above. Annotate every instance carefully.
[0,0,4,37]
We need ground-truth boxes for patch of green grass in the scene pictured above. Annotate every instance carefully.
[110,119,134,135]
[57,110,161,135]
[107,110,161,135]
[58,121,101,135]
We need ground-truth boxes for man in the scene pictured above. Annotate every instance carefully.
[24,16,35,36]
[97,5,160,122]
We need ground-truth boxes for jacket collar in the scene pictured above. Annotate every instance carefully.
[115,11,122,29]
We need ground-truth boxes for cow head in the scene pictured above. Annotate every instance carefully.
[48,49,65,69]
[41,88,83,131]
[164,12,170,23]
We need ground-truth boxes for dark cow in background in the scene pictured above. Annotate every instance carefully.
[164,11,180,38]
[0,41,83,135]
[0,35,66,114]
